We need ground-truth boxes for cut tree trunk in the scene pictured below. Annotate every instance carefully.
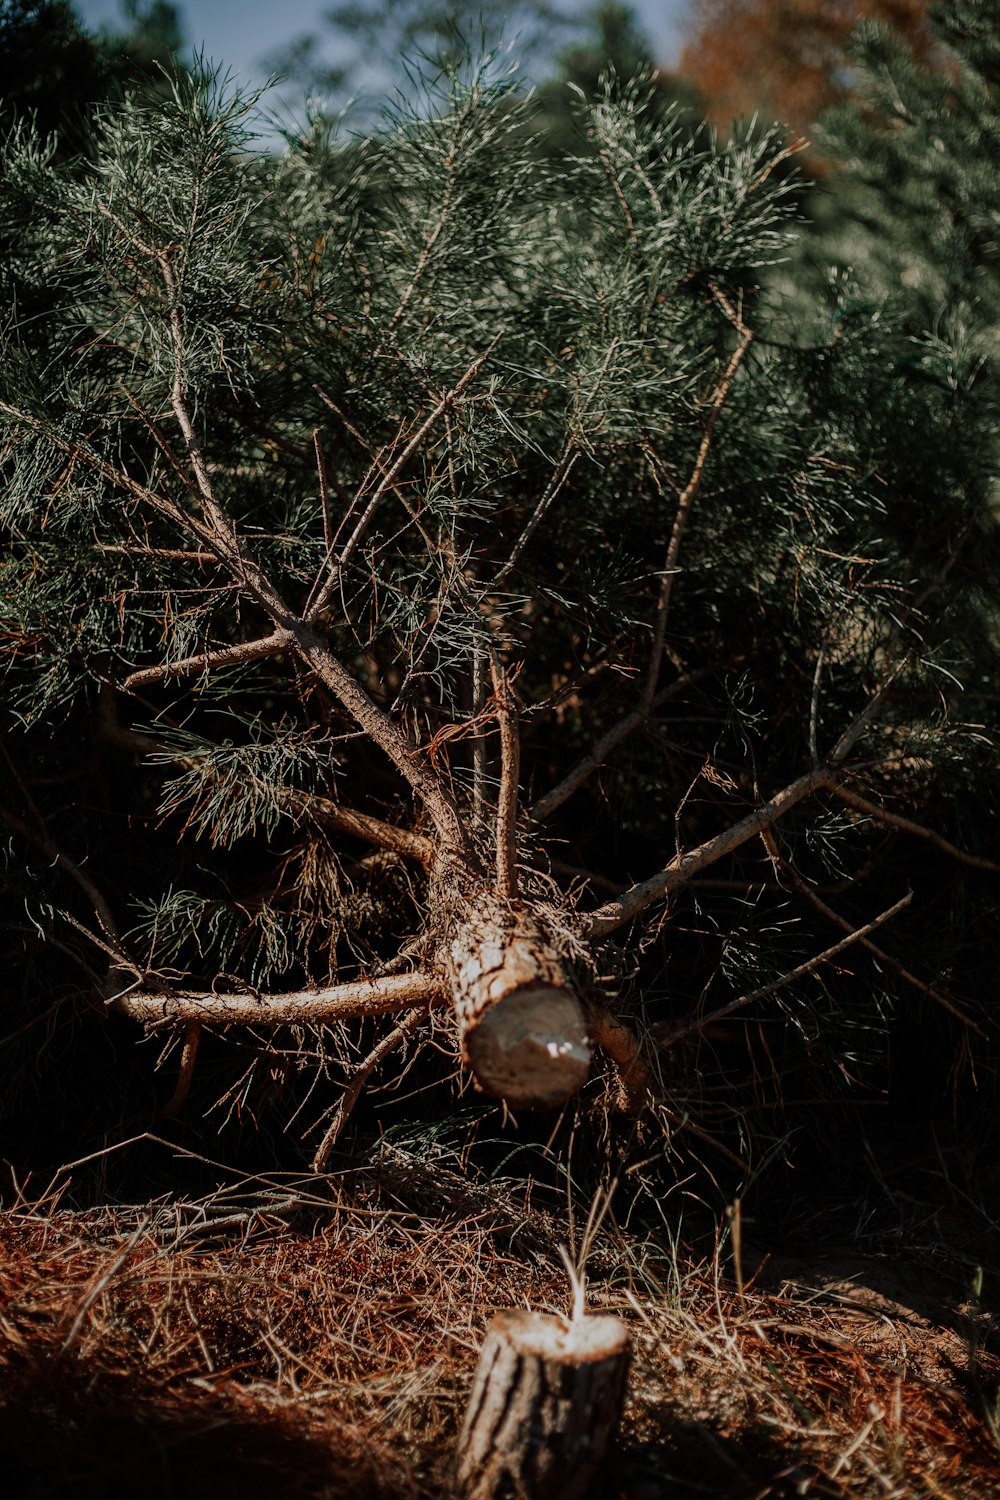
[446,897,592,1107]
[456,1309,631,1500]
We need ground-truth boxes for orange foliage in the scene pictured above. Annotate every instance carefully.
[680,0,936,132]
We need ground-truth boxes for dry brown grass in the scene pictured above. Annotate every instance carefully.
[1,1149,998,1499]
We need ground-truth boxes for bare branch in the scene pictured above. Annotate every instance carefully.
[583,661,915,938]
[772,843,988,1035]
[584,767,830,939]
[109,971,444,1029]
[301,794,434,866]
[493,445,580,586]
[96,545,219,565]
[313,427,334,557]
[291,624,470,855]
[489,655,521,899]
[123,629,292,690]
[529,668,717,824]
[809,644,826,772]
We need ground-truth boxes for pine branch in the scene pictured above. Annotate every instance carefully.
[12,402,468,852]
[584,661,903,940]
[383,141,457,338]
[96,687,435,866]
[659,890,914,1045]
[123,630,293,690]
[832,783,1000,873]
[110,970,444,1028]
[311,1007,430,1172]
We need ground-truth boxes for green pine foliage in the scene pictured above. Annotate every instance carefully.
[817,0,1000,335]
[1,48,997,1174]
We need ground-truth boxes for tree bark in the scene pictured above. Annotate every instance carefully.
[445,897,592,1108]
[456,1309,630,1500]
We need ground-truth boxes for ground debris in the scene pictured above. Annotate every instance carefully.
[1,1176,998,1498]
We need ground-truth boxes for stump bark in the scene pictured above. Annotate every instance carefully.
[456,1310,631,1500]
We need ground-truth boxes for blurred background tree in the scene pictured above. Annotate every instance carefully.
[0,0,184,154]
[680,0,938,136]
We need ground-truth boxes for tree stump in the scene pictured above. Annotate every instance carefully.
[456,1310,631,1500]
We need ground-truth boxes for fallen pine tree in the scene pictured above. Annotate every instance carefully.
[1,56,997,1172]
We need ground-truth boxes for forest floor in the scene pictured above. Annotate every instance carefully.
[2,1131,999,1500]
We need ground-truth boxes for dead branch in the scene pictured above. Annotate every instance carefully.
[300,794,434,865]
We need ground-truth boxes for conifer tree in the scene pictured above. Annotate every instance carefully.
[816,0,1000,339]
[1,56,996,1169]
